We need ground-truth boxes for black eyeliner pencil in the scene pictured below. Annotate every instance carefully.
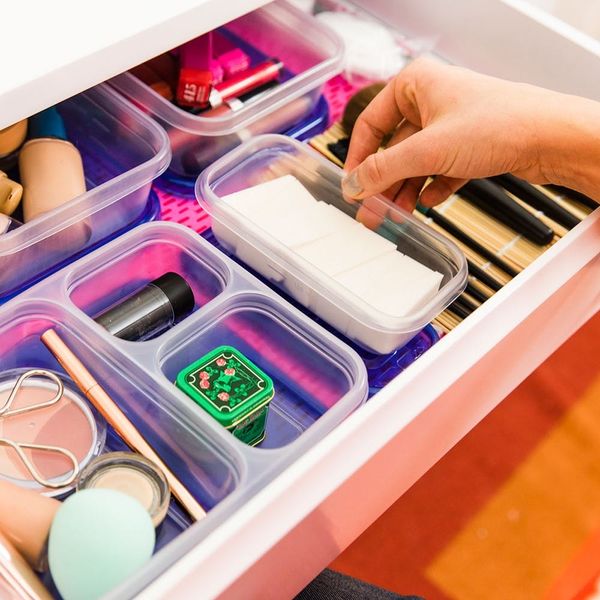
[465,281,490,304]
[546,185,599,210]
[418,204,519,278]
[467,259,503,292]
[460,179,554,245]
[491,174,580,229]
[447,295,477,319]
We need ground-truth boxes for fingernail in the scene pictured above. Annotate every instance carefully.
[342,170,363,197]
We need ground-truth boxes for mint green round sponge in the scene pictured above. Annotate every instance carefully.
[48,489,155,600]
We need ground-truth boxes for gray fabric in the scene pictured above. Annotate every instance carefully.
[295,569,424,600]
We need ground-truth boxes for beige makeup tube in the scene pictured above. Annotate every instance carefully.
[19,138,86,222]
[0,531,52,600]
[0,480,60,571]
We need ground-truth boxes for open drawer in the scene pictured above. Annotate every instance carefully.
[118,1,599,598]
[1,0,597,598]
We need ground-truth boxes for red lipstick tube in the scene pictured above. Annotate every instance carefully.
[209,59,283,108]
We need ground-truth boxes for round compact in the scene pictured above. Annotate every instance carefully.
[0,369,106,497]
[77,452,170,527]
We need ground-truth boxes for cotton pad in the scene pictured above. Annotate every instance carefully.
[222,174,316,220]
[335,251,443,317]
[295,222,396,276]
[222,175,335,247]
[220,173,444,321]
[313,202,360,233]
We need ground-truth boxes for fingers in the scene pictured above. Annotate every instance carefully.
[356,195,389,231]
[342,127,443,200]
[419,176,467,207]
[394,176,428,212]
[344,57,447,174]
[344,79,404,173]
[380,120,422,202]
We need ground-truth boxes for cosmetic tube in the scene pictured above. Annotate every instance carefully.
[0,480,60,571]
[19,108,86,222]
[93,273,195,341]
[0,531,52,600]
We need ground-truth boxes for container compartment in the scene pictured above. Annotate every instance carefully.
[110,0,343,176]
[197,134,468,354]
[0,85,170,301]
[0,301,242,510]
[160,292,364,449]
[67,226,229,331]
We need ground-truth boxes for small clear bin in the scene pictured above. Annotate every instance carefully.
[197,134,468,354]
[109,0,343,177]
[0,84,170,301]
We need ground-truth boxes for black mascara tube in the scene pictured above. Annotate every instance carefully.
[467,259,503,292]
[546,185,599,210]
[419,204,519,278]
[94,273,195,341]
[491,174,580,229]
[460,179,554,245]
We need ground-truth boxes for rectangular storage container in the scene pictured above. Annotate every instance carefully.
[0,220,368,598]
[0,84,170,302]
[197,134,468,354]
[109,0,344,177]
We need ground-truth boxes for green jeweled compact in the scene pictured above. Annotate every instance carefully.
[175,345,274,446]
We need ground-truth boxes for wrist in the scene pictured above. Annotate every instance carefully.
[537,93,600,200]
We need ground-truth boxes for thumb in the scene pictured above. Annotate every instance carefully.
[341,128,443,200]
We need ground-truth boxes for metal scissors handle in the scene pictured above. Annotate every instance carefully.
[0,369,79,489]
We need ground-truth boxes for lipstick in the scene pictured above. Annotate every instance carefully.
[208,59,283,108]
[176,33,213,109]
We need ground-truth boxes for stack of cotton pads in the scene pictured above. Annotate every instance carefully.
[221,175,443,317]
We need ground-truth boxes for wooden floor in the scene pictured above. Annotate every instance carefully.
[331,312,600,599]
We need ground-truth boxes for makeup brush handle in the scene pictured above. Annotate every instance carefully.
[40,330,206,522]
[466,259,503,292]
[460,179,554,245]
[546,184,599,210]
[425,207,519,277]
[86,383,206,521]
[491,174,580,229]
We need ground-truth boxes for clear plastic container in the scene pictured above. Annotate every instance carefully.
[0,84,170,301]
[198,227,440,393]
[109,0,343,177]
[197,134,468,354]
[0,221,367,598]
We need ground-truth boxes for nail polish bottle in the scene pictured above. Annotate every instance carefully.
[18,107,86,222]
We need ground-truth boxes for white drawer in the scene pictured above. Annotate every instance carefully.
[123,2,600,598]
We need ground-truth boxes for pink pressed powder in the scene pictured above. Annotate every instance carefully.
[0,370,105,496]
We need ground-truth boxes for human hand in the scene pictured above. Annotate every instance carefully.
[342,57,600,211]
